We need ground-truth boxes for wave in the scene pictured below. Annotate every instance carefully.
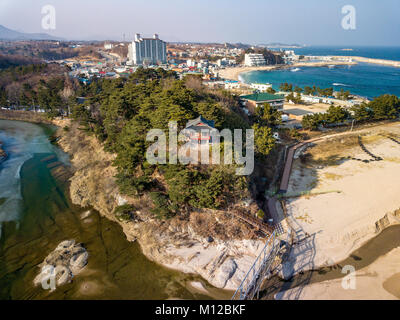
[332,83,351,87]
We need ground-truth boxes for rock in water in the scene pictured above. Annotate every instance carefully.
[34,240,88,291]
[0,142,7,164]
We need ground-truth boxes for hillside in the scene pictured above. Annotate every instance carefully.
[0,24,63,41]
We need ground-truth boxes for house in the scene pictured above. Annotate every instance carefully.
[224,80,241,90]
[250,83,272,92]
[182,116,217,145]
[240,92,285,113]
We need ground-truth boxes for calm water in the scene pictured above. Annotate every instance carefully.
[0,120,230,300]
[241,46,400,99]
[280,46,400,61]
[240,63,400,99]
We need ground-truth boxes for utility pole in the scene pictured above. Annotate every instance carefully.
[350,119,356,131]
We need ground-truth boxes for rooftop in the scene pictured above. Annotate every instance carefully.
[185,115,215,129]
[240,92,285,102]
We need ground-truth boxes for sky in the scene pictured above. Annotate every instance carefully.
[0,0,399,46]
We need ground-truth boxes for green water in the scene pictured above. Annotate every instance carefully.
[0,120,230,300]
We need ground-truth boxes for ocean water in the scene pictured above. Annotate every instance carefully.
[239,63,400,99]
[240,46,400,99]
[276,46,400,61]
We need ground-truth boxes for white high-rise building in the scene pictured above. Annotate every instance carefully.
[244,53,266,66]
[127,33,167,65]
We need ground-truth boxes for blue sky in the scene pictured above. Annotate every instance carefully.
[0,0,399,45]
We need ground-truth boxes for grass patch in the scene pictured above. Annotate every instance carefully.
[324,172,343,181]
[361,134,384,144]
[385,157,400,164]
[0,197,6,206]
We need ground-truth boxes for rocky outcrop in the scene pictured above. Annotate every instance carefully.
[34,240,88,291]
[55,120,265,290]
[0,141,6,164]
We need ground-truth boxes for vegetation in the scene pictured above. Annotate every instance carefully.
[281,83,336,98]
[0,62,74,115]
[286,91,303,104]
[302,95,400,130]
[114,204,136,222]
[68,68,273,218]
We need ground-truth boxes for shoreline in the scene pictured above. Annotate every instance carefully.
[52,118,265,292]
[3,111,400,299]
[276,228,400,300]
[274,122,400,299]
[219,60,357,81]
[219,55,400,82]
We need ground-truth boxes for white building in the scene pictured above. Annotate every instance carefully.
[104,43,113,50]
[250,83,272,92]
[224,81,241,90]
[127,33,167,65]
[187,59,197,67]
[244,54,266,66]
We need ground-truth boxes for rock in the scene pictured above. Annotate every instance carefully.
[56,239,76,251]
[213,258,237,288]
[34,240,88,291]
[0,143,7,163]
[80,210,91,220]
[70,251,89,274]
[279,260,295,281]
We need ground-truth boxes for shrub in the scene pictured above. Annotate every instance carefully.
[257,209,265,219]
[114,204,135,222]
[149,192,177,220]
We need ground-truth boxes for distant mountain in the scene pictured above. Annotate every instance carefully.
[0,25,63,41]
[258,43,305,48]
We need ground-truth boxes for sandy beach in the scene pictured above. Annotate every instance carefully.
[280,123,400,277]
[277,247,400,300]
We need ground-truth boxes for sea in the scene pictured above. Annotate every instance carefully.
[239,46,400,99]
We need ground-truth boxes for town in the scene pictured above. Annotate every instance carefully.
[0,33,367,131]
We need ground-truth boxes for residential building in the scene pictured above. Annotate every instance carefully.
[244,53,266,66]
[104,43,113,50]
[127,33,167,65]
[250,83,272,92]
[224,80,241,90]
[240,92,285,113]
[187,59,196,67]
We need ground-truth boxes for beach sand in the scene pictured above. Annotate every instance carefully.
[283,122,400,277]
[277,247,400,300]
